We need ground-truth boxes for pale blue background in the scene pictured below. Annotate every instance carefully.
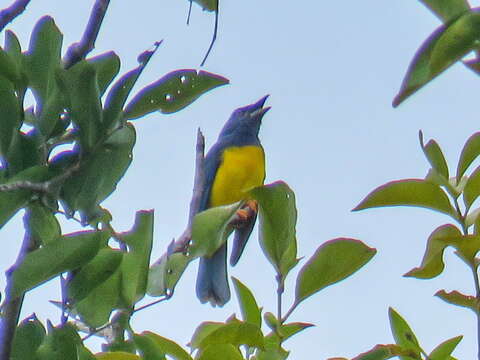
[1,0,480,358]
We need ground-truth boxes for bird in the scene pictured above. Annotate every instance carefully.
[195,95,270,306]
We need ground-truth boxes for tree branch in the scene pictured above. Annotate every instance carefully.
[0,0,31,32]
[63,0,111,69]
[0,231,38,360]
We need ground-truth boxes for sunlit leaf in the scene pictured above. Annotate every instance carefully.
[353,179,455,217]
[419,0,469,22]
[189,322,224,350]
[198,344,243,360]
[428,335,463,360]
[295,238,375,305]
[135,331,192,360]
[457,132,480,183]
[196,321,264,350]
[388,308,422,360]
[231,277,261,327]
[124,69,228,119]
[435,290,479,313]
[250,181,298,277]
[95,352,141,360]
[351,344,406,360]
[419,131,449,180]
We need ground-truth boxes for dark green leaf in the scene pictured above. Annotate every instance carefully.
[0,47,20,83]
[198,344,242,360]
[61,124,135,221]
[11,316,46,360]
[0,165,50,229]
[7,131,45,175]
[419,131,449,180]
[96,353,141,360]
[68,247,123,302]
[295,238,375,305]
[435,289,479,313]
[119,210,154,306]
[58,61,102,149]
[250,181,298,277]
[419,0,469,22]
[24,202,61,245]
[231,277,261,327]
[457,132,480,183]
[36,323,81,360]
[0,74,20,157]
[11,230,106,298]
[87,51,121,96]
[353,179,455,217]
[103,45,158,130]
[75,269,121,327]
[388,308,422,360]
[147,252,190,297]
[429,335,463,360]
[190,202,240,258]
[191,0,218,11]
[5,30,22,64]
[393,13,480,107]
[124,69,228,119]
[135,331,192,360]
[25,16,63,103]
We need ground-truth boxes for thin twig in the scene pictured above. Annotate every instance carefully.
[0,232,37,360]
[0,0,31,32]
[186,0,193,25]
[63,0,111,69]
[473,266,480,360]
[133,296,170,313]
[168,128,205,254]
[200,0,219,67]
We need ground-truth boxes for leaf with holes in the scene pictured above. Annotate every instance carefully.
[147,252,190,297]
[388,308,422,360]
[124,69,228,119]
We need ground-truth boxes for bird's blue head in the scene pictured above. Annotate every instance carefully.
[218,95,270,140]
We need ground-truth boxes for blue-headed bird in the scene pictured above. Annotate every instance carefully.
[195,95,270,306]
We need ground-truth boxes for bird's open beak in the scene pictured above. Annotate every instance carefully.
[249,95,271,118]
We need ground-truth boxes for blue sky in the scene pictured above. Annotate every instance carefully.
[2,0,480,358]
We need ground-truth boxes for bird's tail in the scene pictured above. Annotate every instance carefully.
[196,243,230,306]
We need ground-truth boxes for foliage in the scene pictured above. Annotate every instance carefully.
[0,4,375,360]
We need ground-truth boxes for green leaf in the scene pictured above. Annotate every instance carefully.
[190,202,241,258]
[68,247,123,302]
[11,230,106,298]
[103,45,159,130]
[429,335,463,360]
[147,252,190,297]
[119,210,154,306]
[419,131,449,180]
[353,179,455,217]
[36,323,81,360]
[96,352,141,360]
[419,0,469,22]
[0,74,21,157]
[351,344,406,360]
[457,132,480,183]
[191,0,218,11]
[5,30,23,65]
[11,316,46,360]
[61,124,136,222]
[276,322,314,342]
[124,69,228,119]
[435,289,479,313]
[197,321,264,350]
[189,322,225,350]
[463,165,480,210]
[24,202,61,246]
[75,269,121,327]
[255,334,289,360]
[198,344,243,360]
[250,181,298,277]
[88,51,121,96]
[25,16,63,103]
[295,238,375,305]
[393,13,480,107]
[37,78,67,138]
[231,277,262,328]
[134,331,192,360]
[388,308,422,360]
[0,47,20,83]
[0,165,50,229]
[58,61,103,150]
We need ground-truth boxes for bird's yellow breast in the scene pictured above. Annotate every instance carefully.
[210,145,265,207]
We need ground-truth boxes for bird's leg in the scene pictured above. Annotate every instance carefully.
[233,200,258,225]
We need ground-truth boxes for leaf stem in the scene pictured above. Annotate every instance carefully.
[472,265,480,360]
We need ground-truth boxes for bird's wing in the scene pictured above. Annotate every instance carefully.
[198,142,224,212]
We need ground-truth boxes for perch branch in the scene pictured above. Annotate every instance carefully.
[63,0,111,68]
[0,0,31,32]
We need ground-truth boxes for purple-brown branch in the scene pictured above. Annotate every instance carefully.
[63,0,111,68]
[0,0,31,32]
